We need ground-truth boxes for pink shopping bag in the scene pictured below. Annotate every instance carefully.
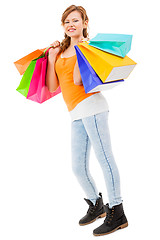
[27,48,61,103]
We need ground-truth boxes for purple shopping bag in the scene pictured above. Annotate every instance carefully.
[27,48,61,103]
[74,45,124,93]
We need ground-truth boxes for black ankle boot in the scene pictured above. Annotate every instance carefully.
[93,203,128,236]
[79,193,106,226]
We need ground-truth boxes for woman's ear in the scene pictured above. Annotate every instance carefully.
[84,20,89,29]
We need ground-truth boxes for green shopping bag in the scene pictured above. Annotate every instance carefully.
[16,59,37,97]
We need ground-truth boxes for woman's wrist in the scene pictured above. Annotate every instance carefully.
[48,56,57,64]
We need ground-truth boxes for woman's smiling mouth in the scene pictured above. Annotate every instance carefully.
[68,28,76,32]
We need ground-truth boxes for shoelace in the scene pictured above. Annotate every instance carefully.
[87,205,96,214]
[87,202,99,214]
[104,207,114,223]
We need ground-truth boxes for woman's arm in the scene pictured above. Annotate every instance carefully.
[46,41,60,92]
[73,60,83,86]
[46,56,59,92]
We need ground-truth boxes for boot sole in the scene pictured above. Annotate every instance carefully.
[79,212,106,226]
[93,222,128,236]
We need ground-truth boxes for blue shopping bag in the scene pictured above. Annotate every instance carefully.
[74,45,124,93]
[89,33,132,57]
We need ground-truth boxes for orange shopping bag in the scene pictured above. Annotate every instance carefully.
[14,48,46,75]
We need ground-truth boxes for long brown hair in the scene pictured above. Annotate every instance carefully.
[59,5,89,54]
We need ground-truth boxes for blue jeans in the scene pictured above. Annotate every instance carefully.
[71,111,122,208]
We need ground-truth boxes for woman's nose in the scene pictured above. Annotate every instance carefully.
[69,22,74,27]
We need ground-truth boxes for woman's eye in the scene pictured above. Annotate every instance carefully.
[64,20,79,24]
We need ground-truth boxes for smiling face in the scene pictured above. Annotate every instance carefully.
[62,10,88,38]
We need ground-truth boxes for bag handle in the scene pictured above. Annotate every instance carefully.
[43,46,54,58]
[43,43,61,57]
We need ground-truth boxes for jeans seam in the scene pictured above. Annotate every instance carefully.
[94,115,117,203]
[84,134,97,199]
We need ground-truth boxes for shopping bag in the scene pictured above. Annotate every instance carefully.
[75,45,124,93]
[89,33,132,57]
[16,57,39,97]
[26,48,61,103]
[77,42,136,83]
[16,47,61,103]
[14,48,46,75]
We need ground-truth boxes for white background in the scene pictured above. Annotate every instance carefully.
[0,0,160,239]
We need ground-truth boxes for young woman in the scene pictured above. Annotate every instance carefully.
[46,5,128,236]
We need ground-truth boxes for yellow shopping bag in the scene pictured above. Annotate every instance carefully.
[77,42,136,83]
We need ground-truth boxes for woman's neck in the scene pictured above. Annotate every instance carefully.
[70,35,83,47]
[62,35,83,57]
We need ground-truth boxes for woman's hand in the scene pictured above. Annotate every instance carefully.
[78,37,89,43]
[48,40,61,62]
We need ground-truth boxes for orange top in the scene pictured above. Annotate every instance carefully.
[55,54,98,112]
